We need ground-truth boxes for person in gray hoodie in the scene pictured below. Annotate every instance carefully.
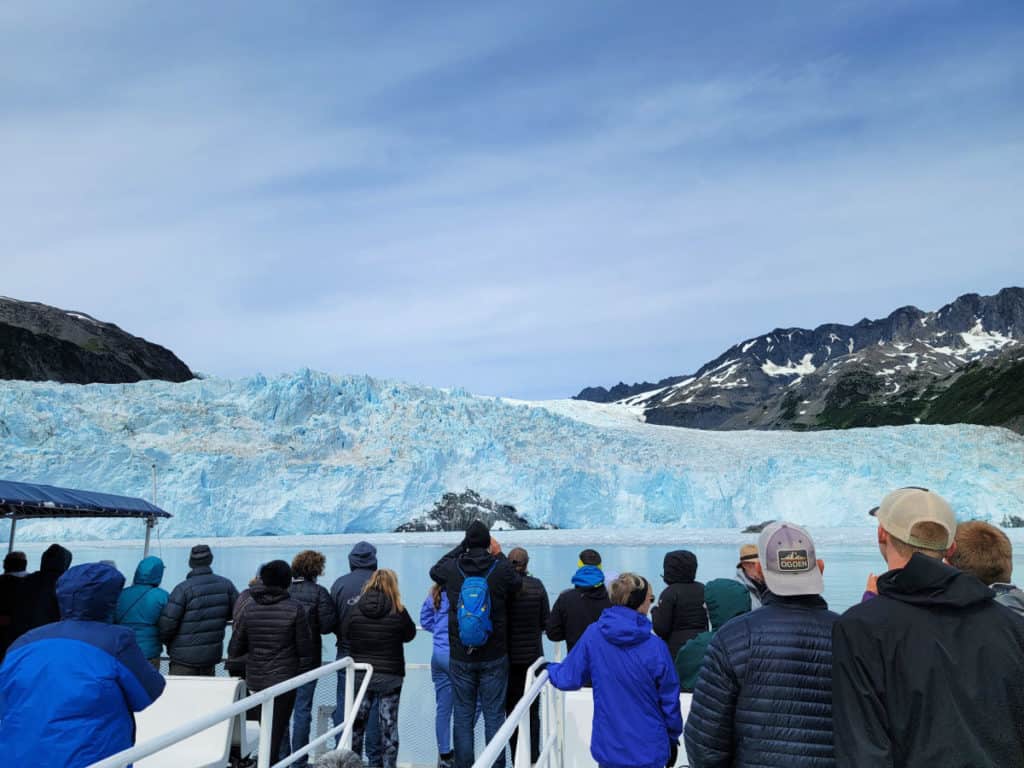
[329,541,380,763]
[949,520,1024,617]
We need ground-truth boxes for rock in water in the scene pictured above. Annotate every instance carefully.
[395,489,550,532]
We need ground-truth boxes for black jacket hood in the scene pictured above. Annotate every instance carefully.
[357,588,394,620]
[458,547,495,574]
[663,550,697,585]
[251,583,290,606]
[878,553,994,609]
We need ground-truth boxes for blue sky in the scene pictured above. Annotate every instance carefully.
[2,1,1022,398]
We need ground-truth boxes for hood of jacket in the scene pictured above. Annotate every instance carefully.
[878,552,994,608]
[132,556,165,587]
[251,583,290,605]
[663,550,698,585]
[571,564,605,589]
[458,547,496,574]
[597,605,654,647]
[41,543,73,574]
[348,541,378,571]
[704,578,751,630]
[357,588,394,620]
[57,562,125,622]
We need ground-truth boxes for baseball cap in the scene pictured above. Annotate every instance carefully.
[737,543,759,568]
[869,486,955,550]
[758,522,823,597]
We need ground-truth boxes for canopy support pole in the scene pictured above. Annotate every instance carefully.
[143,515,155,558]
[8,516,16,554]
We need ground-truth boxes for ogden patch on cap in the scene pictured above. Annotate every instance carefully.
[869,486,955,550]
[758,522,823,597]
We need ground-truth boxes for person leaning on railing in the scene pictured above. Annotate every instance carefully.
[543,572,683,768]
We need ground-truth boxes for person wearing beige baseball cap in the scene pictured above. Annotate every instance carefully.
[735,543,767,609]
[832,487,1024,767]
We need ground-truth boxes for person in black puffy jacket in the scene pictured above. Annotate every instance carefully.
[651,550,708,658]
[505,547,550,764]
[229,560,315,762]
[685,523,838,768]
[289,550,338,768]
[158,544,240,675]
[341,568,416,768]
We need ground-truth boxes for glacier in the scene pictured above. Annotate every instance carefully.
[1,370,1022,541]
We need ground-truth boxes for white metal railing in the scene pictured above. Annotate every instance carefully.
[88,657,373,768]
[472,657,562,768]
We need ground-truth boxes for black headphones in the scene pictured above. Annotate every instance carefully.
[626,576,650,610]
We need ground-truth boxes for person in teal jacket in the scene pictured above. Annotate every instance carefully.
[115,556,169,665]
[674,578,751,692]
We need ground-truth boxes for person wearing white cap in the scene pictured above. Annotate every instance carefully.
[685,522,839,768]
[832,487,1024,768]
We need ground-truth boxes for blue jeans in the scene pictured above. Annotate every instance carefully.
[334,663,381,765]
[450,656,508,768]
[431,653,455,754]
[290,680,317,767]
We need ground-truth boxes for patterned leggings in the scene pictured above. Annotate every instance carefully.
[352,687,401,768]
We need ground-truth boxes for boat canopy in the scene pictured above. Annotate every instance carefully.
[1,479,171,554]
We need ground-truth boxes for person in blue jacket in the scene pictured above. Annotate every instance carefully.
[115,556,169,667]
[547,572,683,768]
[0,562,166,768]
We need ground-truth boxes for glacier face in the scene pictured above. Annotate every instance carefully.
[0,370,1022,540]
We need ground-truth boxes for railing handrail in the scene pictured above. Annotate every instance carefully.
[88,657,373,768]
[472,657,556,768]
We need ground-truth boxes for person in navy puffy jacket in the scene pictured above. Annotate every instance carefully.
[547,572,683,768]
[684,522,838,768]
[0,562,166,768]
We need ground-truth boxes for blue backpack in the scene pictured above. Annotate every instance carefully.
[456,561,498,650]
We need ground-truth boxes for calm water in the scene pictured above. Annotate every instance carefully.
[15,533,1024,763]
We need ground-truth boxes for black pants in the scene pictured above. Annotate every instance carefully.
[506,662,541,763]
[247,689,297,763]
[169,661,215,676]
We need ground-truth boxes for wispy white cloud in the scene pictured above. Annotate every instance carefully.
[1,1,1021,397]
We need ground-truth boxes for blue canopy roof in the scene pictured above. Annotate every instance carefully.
[0,479,171,520]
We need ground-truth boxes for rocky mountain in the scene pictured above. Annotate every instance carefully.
[0,297,193,384]
[394,489,554,532]
[576,287,1024,432]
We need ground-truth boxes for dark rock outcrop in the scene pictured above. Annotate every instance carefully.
[0,297,193,384]
[394,489,553,532]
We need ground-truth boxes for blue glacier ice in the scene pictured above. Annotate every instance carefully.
[0,370,1021,540]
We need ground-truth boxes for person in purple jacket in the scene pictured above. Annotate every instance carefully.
[422,583,455,768]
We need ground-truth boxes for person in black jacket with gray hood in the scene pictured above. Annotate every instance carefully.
[159,544,239,675]
[230,560,314,762]
[833,487,1024,768]
[329,541,381,762]
[651,550,708,658]
[342,568,416,768]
